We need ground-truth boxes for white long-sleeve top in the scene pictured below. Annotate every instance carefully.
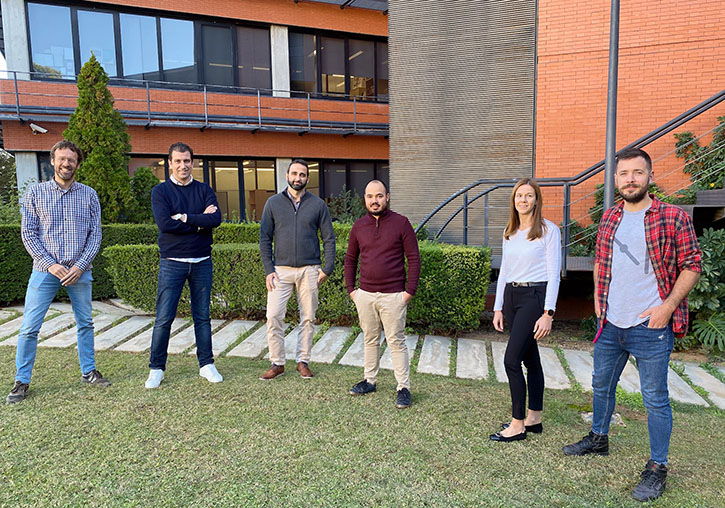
[493,218,562,312]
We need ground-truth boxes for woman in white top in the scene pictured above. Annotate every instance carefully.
[490,178,561,442]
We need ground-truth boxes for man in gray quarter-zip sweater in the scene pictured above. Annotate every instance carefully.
[258,159,335,380]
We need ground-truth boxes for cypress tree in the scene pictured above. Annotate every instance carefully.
[63,54,133,222]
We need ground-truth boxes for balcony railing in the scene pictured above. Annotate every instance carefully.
[0,70,389,137]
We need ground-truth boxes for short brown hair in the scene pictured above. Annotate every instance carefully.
[50,140,83,164]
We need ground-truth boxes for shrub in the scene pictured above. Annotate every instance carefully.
[688,228,725,351]
[0,224,158,303]
[104,242,491,331]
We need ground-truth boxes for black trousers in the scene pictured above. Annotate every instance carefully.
[503,283,546,420]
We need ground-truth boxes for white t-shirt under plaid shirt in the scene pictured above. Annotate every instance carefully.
[21,180,102,272]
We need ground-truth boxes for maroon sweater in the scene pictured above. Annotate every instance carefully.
[344,208,421,295]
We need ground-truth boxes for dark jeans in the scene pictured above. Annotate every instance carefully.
[149,258,214,370]
[503,283,546,420]
[592,320,674,464]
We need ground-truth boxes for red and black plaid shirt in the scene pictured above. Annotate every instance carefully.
[594,195,702,337]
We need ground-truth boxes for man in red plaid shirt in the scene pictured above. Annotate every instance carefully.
[563,148,702,503]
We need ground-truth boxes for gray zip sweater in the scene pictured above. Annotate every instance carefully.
[259,190,336,275]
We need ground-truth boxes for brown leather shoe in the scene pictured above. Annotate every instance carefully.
[259,364,284,380]
[296,362,314,379]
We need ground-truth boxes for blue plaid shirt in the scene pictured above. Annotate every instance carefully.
[21,180,102,272]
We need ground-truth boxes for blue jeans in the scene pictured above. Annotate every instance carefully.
[149,258,214,370]
[15,270,95,384]
[592,320,674,464]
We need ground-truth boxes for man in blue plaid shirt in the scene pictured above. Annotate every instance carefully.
[6,140,109,404]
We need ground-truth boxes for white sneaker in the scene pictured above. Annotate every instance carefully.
[145,369,164,389]
[199,364,223,383]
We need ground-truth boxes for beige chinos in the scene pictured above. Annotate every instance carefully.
[266,265,320,365]
[354,289,410,390]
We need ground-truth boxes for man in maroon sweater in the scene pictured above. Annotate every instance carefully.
[344,180,421,408]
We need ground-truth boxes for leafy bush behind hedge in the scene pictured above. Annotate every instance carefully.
[104,241,491,331]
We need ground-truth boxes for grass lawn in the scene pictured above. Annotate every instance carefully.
[1,347,723,507]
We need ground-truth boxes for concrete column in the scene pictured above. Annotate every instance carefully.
[1,0,31,80]
[270,25,290,98]
[15,152,39,192]
[276,158,291,193]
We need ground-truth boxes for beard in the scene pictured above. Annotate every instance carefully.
[620,184,649,203]
[288,179,307,191]
[368,202,388,216]
[55,167,76,181]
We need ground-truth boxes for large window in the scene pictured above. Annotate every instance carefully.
[27,2,271,93]
[28,3,74,78]
[310,160,389,198]
[289,31,388,101]
[243,160,276,221]
[120,14,160,81]
[78,10,117,76]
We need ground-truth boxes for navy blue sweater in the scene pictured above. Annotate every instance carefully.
[151,180,222,258]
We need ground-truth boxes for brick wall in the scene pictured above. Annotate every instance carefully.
[84,0,388,36]
[536,0,725,227]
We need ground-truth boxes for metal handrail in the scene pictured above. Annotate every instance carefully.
[416,88,725,275]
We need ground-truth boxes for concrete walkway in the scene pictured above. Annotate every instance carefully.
[1,300,723,409]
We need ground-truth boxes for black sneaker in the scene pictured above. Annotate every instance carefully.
[632,460,667,502]
[396,388,412,409]
[562,431,609,456]
[6,381,29,404]
[349,380,376,396]
[81,369,111,387]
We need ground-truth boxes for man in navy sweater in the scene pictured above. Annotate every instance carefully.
[145,142,223,389]
[344,180,420,409]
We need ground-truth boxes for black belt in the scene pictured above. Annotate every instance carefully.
[510,281,547,288]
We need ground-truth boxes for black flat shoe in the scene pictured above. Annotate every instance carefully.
[489,431,526,442]
[501,422,543,434]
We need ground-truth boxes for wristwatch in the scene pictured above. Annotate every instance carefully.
[545,309,555,317]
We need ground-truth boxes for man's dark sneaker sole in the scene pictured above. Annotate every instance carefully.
[5,395,26,404]
[349,389,375,396]
[396,403,411,409]
[563,448,609,457]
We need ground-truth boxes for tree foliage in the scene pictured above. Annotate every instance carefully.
[63,54,133,222]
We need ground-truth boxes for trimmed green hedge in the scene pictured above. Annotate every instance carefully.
[103,241,491,331]
[0,224,158,303]
[213,222,353,245]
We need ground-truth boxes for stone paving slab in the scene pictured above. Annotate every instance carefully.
[311,326,351,364]
[619,360,642,393]
[339,332,384,367]
[2,305,25,313]
[109,299,148,315]
[189,320,256,356]
[563,349,593,392]
[380,334,419,370]
[667,367,708,406]
[539,347,571,389]
[116,318,188,352]
[93,316,154,351]
[491,341,508,383]
[0,310,14,321]
[227,324,276,358]
[91,301,132,316]
[683,362,725,409]
[418,335,451,376]
[264,325,321,360]
[40,314,117,348]
[0,316,26,341]
[48,302,74,313]
[167,320,225,354]
[1,313,78,347]
[455,338,488,380]
[718,366,725,377]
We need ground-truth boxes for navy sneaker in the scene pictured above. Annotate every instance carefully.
[6,381,29,404]
[396,388,412,409]
[81,369,111,387]
[632,460,667,502]
[349,380,376,396]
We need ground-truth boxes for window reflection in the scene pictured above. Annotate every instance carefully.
[161,18,196,83]
[209,160,240,220]
[121,14,160,81]
[349,40,374,99]
[376,42,389,100]
[238,27,272,91]
[321,37,346,97]
[243,160,275,221]
[129,157,166,182]
[307,161,320,196]
[202,25,234,87]
[78,10,117,76]
[28,3,74,78]
[289,32,317,94]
